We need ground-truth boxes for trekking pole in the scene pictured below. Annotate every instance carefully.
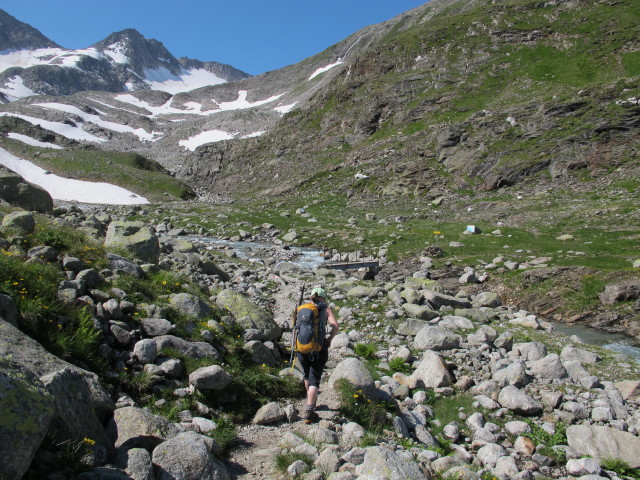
[289,283,305,372]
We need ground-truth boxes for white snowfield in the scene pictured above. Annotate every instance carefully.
[34,102,163,141]
[7,133,63,149]
[143,66,226,94]
[0,112,105,143]
[115,89,285,118]
[179,130,235,151]
[0,147,149,205]
[0,76,37,102]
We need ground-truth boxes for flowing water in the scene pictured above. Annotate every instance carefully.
[552,322,640,360]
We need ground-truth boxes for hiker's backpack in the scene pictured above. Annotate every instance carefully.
[294,302,325,355]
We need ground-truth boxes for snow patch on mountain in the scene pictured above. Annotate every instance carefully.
[34,102,163,141]
[179,130,234,151]
[103,42,129,64]
[0,112,105,142]
[6,132,63,149]
[143,66,226,94]
[274,103,296,114]
[0,75,36,101]
[0,146,149,204]
[115,89,285,118]
[241,131,266,139]
[309,59,344,80]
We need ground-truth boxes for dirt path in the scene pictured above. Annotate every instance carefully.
[227,277,341,479]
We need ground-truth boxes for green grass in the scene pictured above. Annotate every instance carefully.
[274,452,313,475]
[334,378,393,436]
[522,420,567,463]
[601,458,640,479]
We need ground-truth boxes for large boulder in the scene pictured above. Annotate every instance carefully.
[189,365,232,392]
[599,278,640,304]
[498,386,542,416]
[411,350,455,389]
[40,368,113,461]
[0,358,55,480]
[0,166,53,212]
[355,446,428,479]
[0,294,19,326]
[567,425,640,468]
[423,289,472,309]
[215,289,281,341]
[0,319,114,422]
[107,406,182,450]
[1,210,36,234]
[154,335,221,360]
[104,221,160,264]
[414,326,461,351]
[153,431,230,480]
[329,358,377,399]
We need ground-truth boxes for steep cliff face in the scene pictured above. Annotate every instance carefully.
[178,0,640,202]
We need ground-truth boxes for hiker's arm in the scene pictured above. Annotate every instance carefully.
[326,307,339,346]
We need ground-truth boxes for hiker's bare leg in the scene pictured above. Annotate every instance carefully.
[307,385,319,406]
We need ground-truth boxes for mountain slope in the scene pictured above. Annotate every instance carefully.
[177,0,640,202]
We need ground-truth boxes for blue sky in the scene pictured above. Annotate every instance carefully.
[3,1,428,75]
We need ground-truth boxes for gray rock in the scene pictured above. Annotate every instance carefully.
[472,292,502,308]
[243,340,279,367]
[107,406,182,449]
[106,253,144,278]
[561,346,601,364]
[189,365,232,392]
[28,245,58,262]
[356,446,428,479]
[154,335,221,360]
[153,431,229,480]
[439,315,475,330]
[599,278,640,304]
[423,289,472,309]
[0,320,114,422]
[40,368,112,462]
[0,358,55,480]
[401,303,439,320]
[315,448,341,476]
[512,342,547,362]
[498,386,542,416]
[414,326,461,351]
[169,293,213,321]
[140,318,174,337]
[0,294,18,326]
[329,358,376,398]
[477,443,508,468]
[157,358,184,378]
[562,360,592,385]
[0,166,53,212]
[306,426,339,445]
[467,325,498,346]
[105,221,160,264]
[395,318,429,336]
[492,362,531,388]
[614,380,640,401]
[411,350,455,389]
[133,339,158,364]
[566,458,602,476]
[529,354,568,380]
[504,421,531,436]
[567,425,640,467]
[117,448,153,480]
[215,289,281,341]
[415,425,439,448]
[494,332,513,350]
[2,210,36,235]
[493,455,519,479]
[76,268,105,290]
[252,402,286,425]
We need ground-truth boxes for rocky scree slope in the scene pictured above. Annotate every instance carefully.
[177,0,640,203]
[1,200,640,480]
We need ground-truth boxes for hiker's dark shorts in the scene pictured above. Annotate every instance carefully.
[297,348,329,388]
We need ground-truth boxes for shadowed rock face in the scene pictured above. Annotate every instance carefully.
[0,166,54,212]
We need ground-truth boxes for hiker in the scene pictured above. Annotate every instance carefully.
[297,287,339,423]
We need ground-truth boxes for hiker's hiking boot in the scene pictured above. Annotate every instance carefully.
[302,405,319,424]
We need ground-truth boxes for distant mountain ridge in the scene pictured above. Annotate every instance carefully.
[0,9,251,102]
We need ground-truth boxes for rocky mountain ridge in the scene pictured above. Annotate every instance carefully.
[0,8,251,102]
